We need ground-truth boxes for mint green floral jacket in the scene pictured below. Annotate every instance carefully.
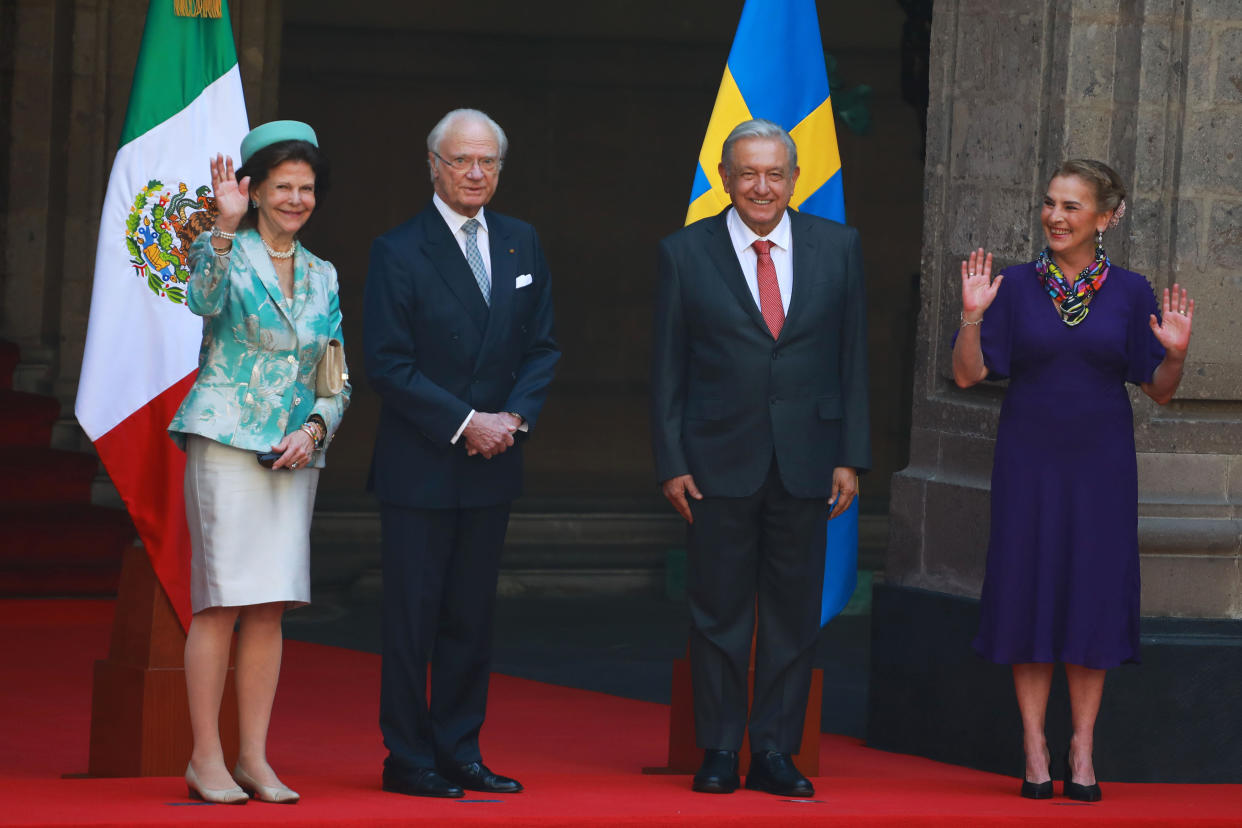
[168,228,350,467]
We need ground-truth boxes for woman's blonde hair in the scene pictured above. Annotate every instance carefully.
[1050,159,1126,215]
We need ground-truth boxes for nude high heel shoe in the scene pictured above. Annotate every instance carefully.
[185,762,249,804]
[232,764,300,804]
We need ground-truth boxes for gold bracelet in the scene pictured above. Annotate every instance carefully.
[960,312,983,327]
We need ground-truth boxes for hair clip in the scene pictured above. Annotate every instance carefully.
[1109,198,1127,228]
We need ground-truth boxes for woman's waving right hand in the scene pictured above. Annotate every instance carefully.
[960,247,1001,322]
[210,153,250,233]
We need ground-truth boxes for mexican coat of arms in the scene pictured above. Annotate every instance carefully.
[125,180,217,305]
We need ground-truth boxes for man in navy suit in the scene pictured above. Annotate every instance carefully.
[364,109,559,798]
[651,119,870,797]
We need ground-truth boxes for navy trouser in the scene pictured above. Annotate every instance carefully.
[379,501,510,775]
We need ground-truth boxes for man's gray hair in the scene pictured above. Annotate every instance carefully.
[720,118,798,172]
[426,109,509,178]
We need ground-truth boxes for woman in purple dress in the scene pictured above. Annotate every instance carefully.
[952,160,1194,801]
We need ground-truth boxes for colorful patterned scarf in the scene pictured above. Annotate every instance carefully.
[1035,245,1110,326]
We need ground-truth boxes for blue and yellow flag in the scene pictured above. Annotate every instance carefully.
[686,0,845,226]
[686,0,857,625]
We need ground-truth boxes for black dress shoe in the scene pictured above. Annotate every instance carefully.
[1062,749,1102,802]
[1021,757,1053,800]
[381,767,464,798]
[692,749,739,794]
[1020,778,1053,799]
[745,751,814,797]
[439,761,523,794]
[1064,779,1102,802]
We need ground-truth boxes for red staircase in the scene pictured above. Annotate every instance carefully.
[0,340,135,594]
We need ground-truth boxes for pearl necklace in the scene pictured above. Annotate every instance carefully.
[262,236,297,260]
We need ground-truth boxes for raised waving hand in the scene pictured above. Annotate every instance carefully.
[210,153,250,232]
[952,247,1000,388]
[960,247,1001,322]
[1149,283,1193,358]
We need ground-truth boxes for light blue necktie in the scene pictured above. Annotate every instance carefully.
[462,218,491,306]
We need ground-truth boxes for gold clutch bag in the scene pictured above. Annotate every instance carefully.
[315,338,347,397]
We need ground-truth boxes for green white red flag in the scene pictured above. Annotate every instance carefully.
[76,0,249,630]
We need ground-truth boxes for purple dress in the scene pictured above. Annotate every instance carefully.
[970,262,1165,669]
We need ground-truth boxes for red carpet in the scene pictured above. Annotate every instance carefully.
[0,340,134,595]
[2,599,1240,827]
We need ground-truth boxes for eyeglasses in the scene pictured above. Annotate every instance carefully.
[432,151,503,174]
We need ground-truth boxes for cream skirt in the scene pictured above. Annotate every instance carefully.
[184,435,318,613]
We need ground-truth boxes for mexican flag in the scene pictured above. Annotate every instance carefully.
[75,0,249,630]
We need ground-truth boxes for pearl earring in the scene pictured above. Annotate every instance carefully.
[1095,229,1104,247]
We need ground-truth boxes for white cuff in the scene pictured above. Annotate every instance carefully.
[451,410,475,444]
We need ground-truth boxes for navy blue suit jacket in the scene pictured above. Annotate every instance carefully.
[650,207,871,499]
[363,201,559,509]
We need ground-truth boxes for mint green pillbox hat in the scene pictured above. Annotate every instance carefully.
[240,120,318,164]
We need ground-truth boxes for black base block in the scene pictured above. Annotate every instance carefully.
[866,583,1242,783]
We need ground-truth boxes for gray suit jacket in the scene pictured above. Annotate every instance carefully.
[650,207,871,498]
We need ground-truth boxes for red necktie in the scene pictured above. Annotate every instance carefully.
[752,239,784,339]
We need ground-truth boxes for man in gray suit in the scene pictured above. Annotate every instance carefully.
[650,119,870,797]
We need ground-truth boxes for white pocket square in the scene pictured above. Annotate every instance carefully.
[515,273,533,288]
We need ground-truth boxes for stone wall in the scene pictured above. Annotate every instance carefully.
[890,0,1242,617]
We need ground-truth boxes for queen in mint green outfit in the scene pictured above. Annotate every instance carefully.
[169,121,349,805]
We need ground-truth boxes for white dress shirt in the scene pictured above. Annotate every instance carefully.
[432,192,493,282]
[431,194,527,444]
[726,206,793,314]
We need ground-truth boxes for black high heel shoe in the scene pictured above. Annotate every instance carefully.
[1020,755,1052,800]
[1063,749,1102,802]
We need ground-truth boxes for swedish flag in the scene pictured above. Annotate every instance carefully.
[686,0,857,625]
[685,0,845,226]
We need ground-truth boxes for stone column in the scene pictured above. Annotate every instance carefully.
[232,0,282,124]
[871,0,1242,783]
[2,0,81,396]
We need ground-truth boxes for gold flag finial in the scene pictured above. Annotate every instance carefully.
[174,0,223,18]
